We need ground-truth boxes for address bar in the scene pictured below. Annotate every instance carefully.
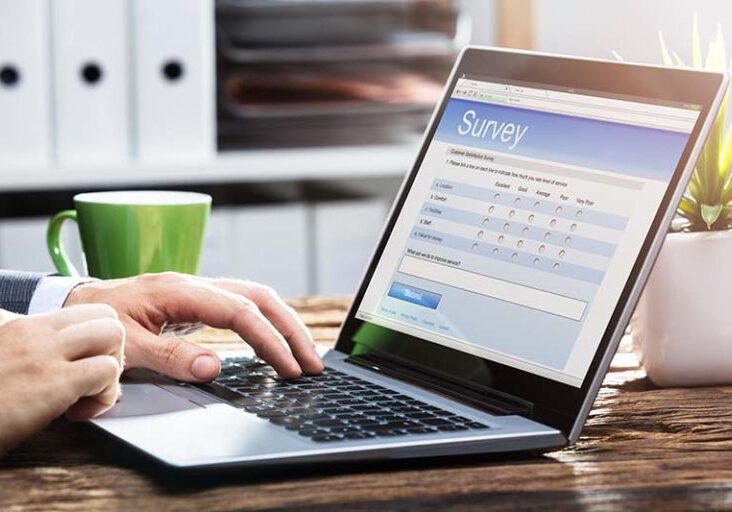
[504,95,695,131]
[455,88,695,132]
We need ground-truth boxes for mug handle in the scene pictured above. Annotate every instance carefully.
[47,210,81,277]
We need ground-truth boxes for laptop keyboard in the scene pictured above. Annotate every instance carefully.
[193,357,490,443]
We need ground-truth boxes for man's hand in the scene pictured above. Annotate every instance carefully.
[65,273,323,382]
[0,305,124,456]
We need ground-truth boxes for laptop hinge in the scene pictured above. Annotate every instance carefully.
[345,352,533,416]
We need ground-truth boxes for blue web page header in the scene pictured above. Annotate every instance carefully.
[434,98,694,182]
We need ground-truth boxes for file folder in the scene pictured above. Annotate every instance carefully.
[51,0,130,164]
[132,0,215,162]
[0,0,51,167]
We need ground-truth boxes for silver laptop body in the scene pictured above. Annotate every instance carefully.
[90,47,728,469]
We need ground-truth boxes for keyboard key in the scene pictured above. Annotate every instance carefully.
[250,391,278,399]
[376,421,419,430]
[420,418,452,426]
[351,405,384,413]
[311,434,345,443]
[372,415,407,423]
[338,413,366,421]
[405,411,437,420]
[350,420,385,429]
[336,399,367,406]
[269,416,306,428]
[282,407,311,416]
[228,385,260,394]
[420,405,444,412]
[391,406,421,414]
[244,404,276,414]
[443,414,472,423]
[373,429,408,437]
[406,427,439,435]
[465,422,490,429]
[322,393,348,400]
[312,419,348,429]
[301,412,332,422]
[340,385,368,392]
[256,409,287,419]
[244,375,279,385]
[298,428,330,437]
[437,424,469,432]
[321,407,351,416]
[330,427,362,435]
[344,431,376,440]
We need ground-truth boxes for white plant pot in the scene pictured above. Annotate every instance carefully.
[632,230,732,387]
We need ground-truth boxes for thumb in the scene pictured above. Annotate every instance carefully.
[125,322,221,382]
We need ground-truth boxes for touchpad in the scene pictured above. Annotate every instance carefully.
[101,384,202,418]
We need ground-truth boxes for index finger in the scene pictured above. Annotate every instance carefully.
[43,304,119,329]
[159,279,303,378]
[213,280,323,374]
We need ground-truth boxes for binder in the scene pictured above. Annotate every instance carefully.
[51,0,130,164]
[131,0,215,162]
[0,0,51,166]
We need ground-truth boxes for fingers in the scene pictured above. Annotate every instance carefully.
[57,317,126,362]
[43,303,119,330]
[162,281,303,378]
[215,280,323,374]
[125,322,221,382]
[64,355,121,421]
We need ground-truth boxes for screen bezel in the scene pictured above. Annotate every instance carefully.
[335,47,726,435]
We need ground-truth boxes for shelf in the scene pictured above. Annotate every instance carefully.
[0,142,419,192]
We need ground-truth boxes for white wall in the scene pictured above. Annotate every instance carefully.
[0,216,84,274]
[536,0,732,64]
[460,0,497,46]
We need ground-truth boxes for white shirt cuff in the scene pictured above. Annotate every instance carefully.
[28,276,96,315]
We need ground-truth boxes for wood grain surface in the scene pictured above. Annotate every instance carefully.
[2,296,732,511]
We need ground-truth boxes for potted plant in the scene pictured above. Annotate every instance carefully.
[629,17,732,387]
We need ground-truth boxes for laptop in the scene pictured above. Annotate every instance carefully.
[92,47,728,469]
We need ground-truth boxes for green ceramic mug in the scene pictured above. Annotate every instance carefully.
[47,191,211,279]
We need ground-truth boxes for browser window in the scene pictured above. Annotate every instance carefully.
[356,76,701,387]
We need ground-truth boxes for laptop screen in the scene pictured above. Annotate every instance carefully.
[354,75,701,387]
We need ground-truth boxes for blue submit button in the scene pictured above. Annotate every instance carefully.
[387,282,442,310]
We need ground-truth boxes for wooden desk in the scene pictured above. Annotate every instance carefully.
[2,297,732,510]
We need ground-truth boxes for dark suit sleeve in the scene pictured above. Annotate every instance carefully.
[0,271,46,314]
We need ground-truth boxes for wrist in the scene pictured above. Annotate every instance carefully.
[0,309,20,326]
[63,281,93,307]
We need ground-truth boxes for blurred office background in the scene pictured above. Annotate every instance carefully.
[0,0,728,297]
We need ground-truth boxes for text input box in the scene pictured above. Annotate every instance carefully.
[398,255,587,321]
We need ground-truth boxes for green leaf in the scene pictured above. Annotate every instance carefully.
[678,194,698,219]
[719,128,732,182]
[701,203,724,229]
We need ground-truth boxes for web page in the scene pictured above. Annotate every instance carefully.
[356,77,700,387]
